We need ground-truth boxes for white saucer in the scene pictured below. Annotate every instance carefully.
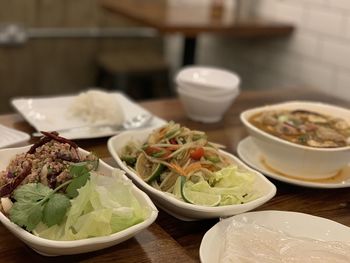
[237,137,350,189]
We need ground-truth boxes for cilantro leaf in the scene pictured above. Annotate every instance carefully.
[42,193,71,227]
[9,162,96,231]
[69,162,89,178]
[9,201,43,231]
[13,183,53,203]
[65,172,90,198]
[27,205,43,231]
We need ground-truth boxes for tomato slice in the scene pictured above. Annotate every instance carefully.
[190,147,204,160]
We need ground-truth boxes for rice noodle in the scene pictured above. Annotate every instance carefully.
[220,219,350,263]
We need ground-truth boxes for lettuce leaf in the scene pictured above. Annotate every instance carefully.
[33,170,149,240]
[199,165,258,206]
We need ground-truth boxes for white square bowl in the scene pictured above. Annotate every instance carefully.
[0,146,158,256]
[107,128,276,221]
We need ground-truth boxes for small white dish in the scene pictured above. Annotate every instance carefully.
[0,125,30,148]
[107,128,276,221]
[237,137,350,189]
[240,101,350,180]
[11,92,165,140]
[200,210,350,263]
[177,86,238,123]
[0,145,158,256]
[175,66,240,92]
[175,66,240,123]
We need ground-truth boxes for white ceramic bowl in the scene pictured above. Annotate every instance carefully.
[0,146,158,256]
[175,66,240,93]
[107,128,276,221]
[240,101,350,180]
[177,86,238,123]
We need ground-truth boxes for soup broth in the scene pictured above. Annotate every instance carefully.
[249,110,350,148]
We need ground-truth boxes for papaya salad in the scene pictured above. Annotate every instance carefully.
[120,122,258,207]
[0,132,148,241]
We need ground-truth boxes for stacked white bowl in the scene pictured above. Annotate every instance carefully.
[175,66,241,123]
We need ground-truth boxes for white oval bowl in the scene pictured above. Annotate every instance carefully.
[107,128,276,221]
[175,66,240,92]
[0,145,158,256]
[177,87,239,123]
[240,101,350,180]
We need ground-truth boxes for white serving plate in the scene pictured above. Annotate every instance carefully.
[0,124,30,148]
[0,145,158,256]
[11,92,166,140]
[107,128,276,221]
[237,136,350,189]
[200,210,350,263]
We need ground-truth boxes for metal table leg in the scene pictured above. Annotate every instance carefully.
[182,36,197,66]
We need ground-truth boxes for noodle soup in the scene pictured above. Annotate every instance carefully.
[240,101,350,179]
[249,110,350,148]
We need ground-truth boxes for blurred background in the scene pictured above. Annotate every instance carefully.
[0,0,349,114]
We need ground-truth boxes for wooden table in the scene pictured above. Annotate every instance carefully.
[1,88,350,262]
[100,0,294,65]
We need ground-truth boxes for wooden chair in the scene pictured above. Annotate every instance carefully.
[96,50,172,100]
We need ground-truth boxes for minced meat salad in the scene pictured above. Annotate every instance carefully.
[0,131,98,198]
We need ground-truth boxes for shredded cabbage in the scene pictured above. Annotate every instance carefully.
[33,170,149,241]
[208,165,257,206]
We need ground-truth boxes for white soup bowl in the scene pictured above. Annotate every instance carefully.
[240,101,350,180]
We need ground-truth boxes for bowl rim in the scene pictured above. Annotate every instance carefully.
[0,145,158,249]
[240,100,350,152]
[107,129,277,214]
[175,65,241,91]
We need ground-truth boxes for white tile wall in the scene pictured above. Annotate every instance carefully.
[254,0,350,101]
[166,0,350,101]
[305,8,344,37]
[249,0,350,100]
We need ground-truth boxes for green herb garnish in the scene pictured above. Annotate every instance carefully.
[9,183,70,231]
[66,163,91,198]
[9,162,94,231]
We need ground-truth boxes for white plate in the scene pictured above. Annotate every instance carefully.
[0,125,30,148]
[11,92,166,140]
[0,145,158,256]
[237,137,350,189]
[200,210,350,263]
[107,128,276,221]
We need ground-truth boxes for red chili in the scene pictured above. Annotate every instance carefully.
[190,147,204,160]
[0,164,32,197]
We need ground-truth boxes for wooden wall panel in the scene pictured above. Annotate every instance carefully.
[0,0,163,113]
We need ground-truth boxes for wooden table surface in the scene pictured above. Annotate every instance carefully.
[1,88,350,262]
[100,0,294,37]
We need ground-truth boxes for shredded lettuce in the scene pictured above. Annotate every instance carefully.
[189,165,258,206]
[33,170,149,241]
